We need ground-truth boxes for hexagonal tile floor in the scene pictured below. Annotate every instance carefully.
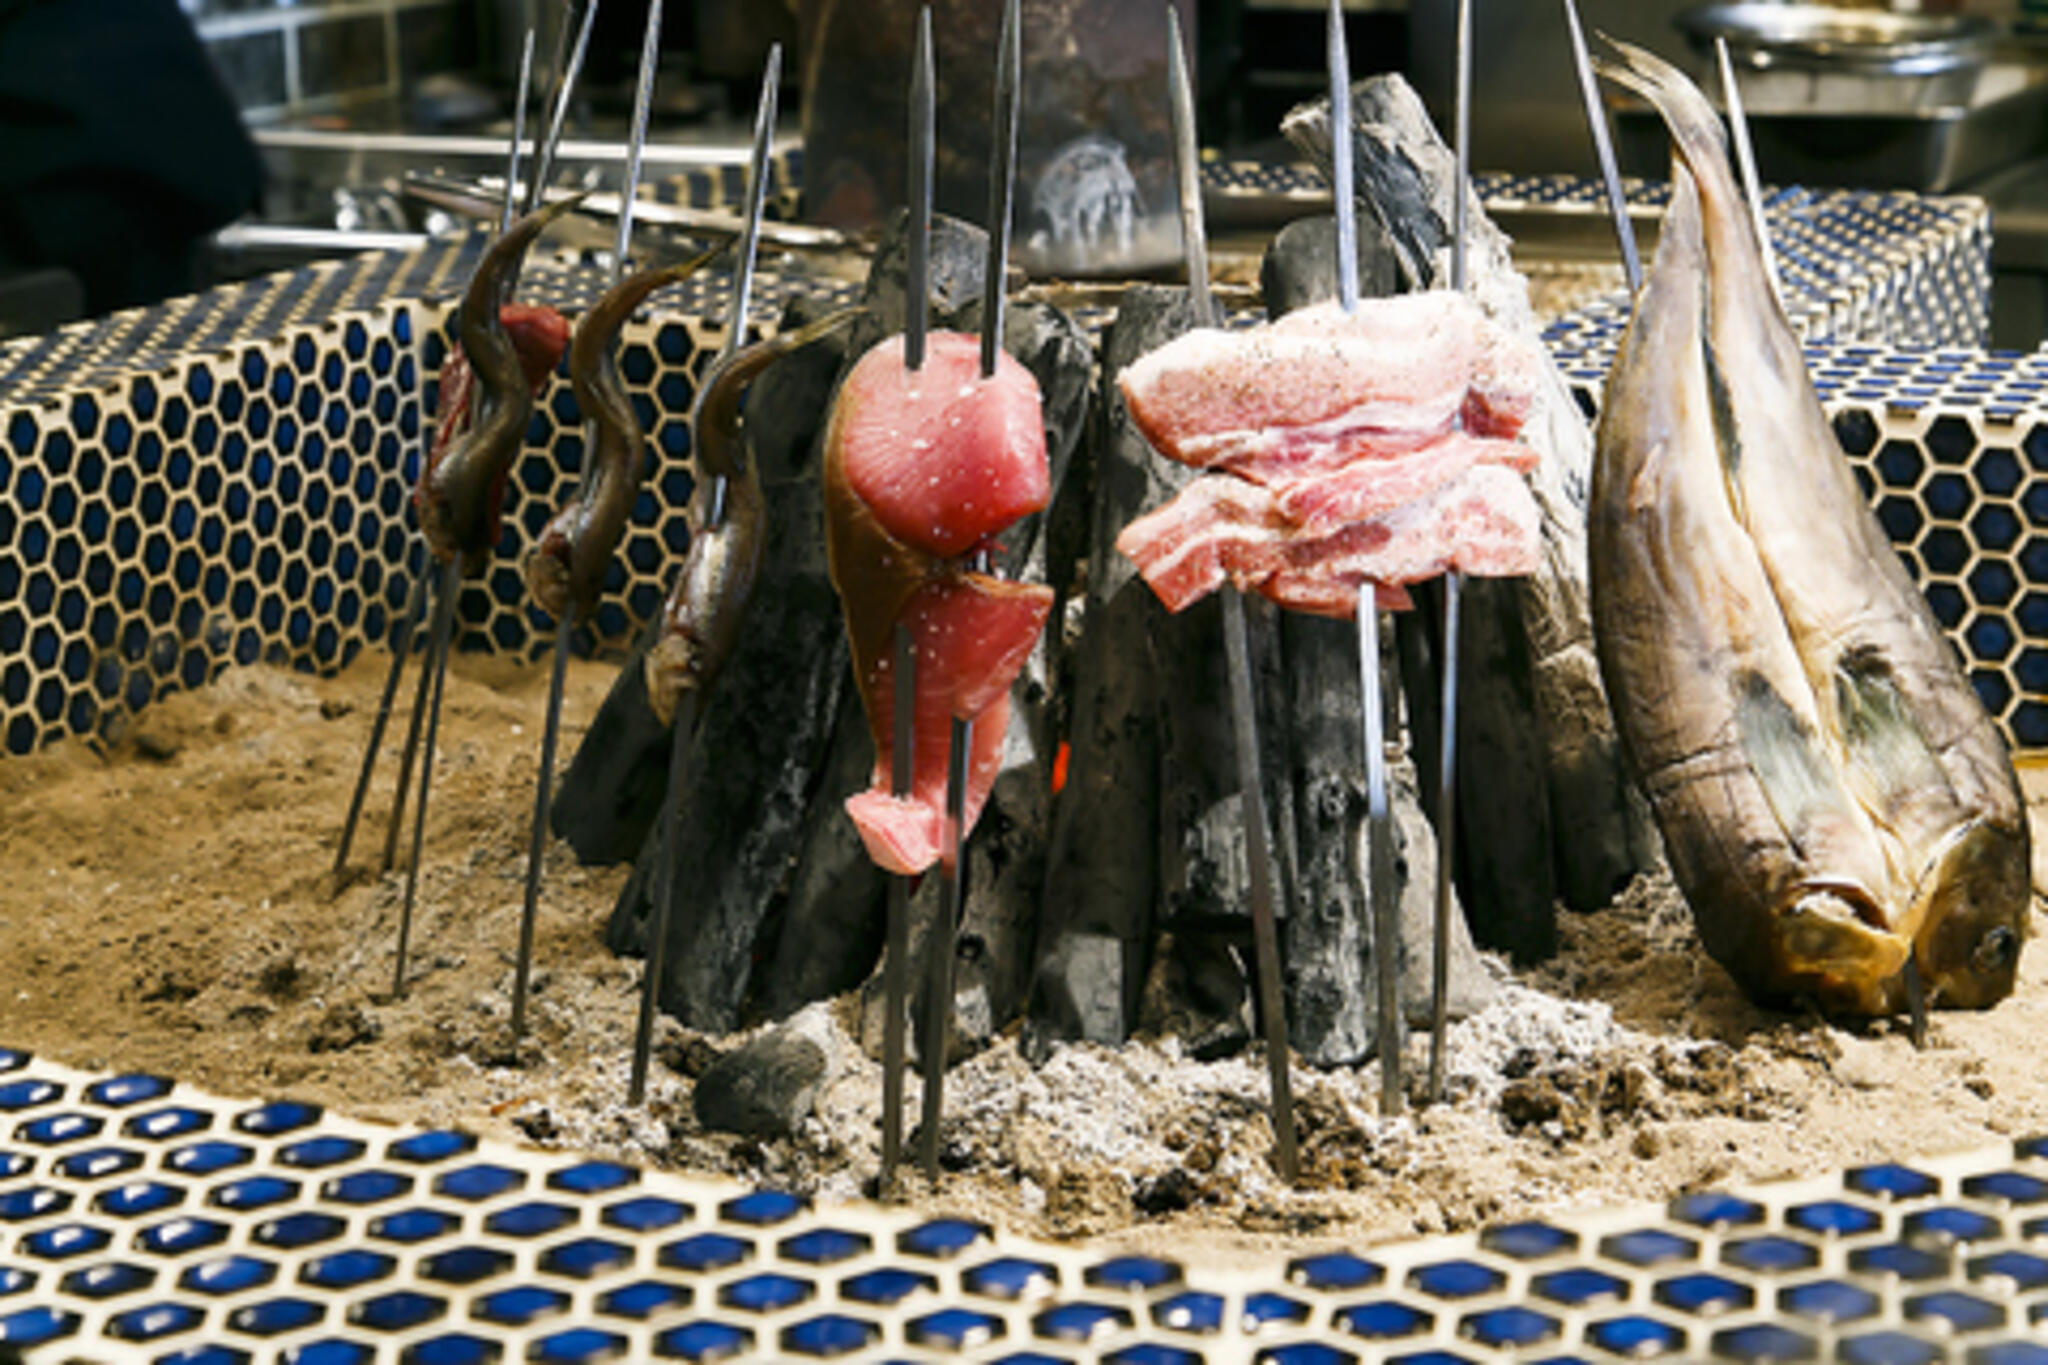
[4,1046,2048,1362]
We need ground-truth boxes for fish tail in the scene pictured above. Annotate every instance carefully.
[1591,37,1748,231]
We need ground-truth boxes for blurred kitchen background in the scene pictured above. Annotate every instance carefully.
[71,1,2048,346]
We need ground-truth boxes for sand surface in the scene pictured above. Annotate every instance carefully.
[3,651,2045,1264]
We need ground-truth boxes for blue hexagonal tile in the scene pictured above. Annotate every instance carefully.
[1711,1324,1817,1362]
[15,1111,102,1144]
[106,1301,203,1341]
[1334,1301,1433,1339]
[0,1305,78,1347]
[719,1272,814,1313]
[350,1289,447,1332]
[540,1236,635,1279]
[719,1188,805,1225]
[397,1332,500,1365]
[1787,1199,1882,1238]
[124,1106,210,1141]
[419,1245,513,1285]
[180,1255,277,1294]
[387,1130,477,1163]
[1087,1255,1184,1292]
[602,1195,689,1232]
[1903,1206,2002,1247]
[1967,1346,2048,1365]
[529,1327,630,1364]
[228,1296,325,1336]
[0,1079,60,1111]
[908,1307,1005,1350]
[660,1232,751,1274]
[159,1343,253,1365]
[1850,1242,1951,1280]
[470,1284,570,1328]
[1600,1228,1700,1267]
[898,1217,991,1258]
[1527,1265,1625,1306]
[277,1136,364,1169]
[844,1266,939,1305]
[136,1216,230,1256]
[0,1185,68,1221]
[652,1321,753,1361]
[779,1227,871,1264]
[166,1139,253,1176]
[485,1200,578,1238]
[433,1163,526,1200]
[58,1261,155,1298]
[1847,1164,1939,1201]
[209,1175,300,1211]
[1286,1251,1385,1292]
[1836,1332,1944,1365]
[1969,1249,2048,1290]
[299,1249,396,1291]
[1106,1347,1203,1365]
[1480,1221,1579,1259]
[1032,1301,1134,1342]
[1722,1235,1820,1273]
[1586,1314,1686,1357]
[1904,1289,2006,1333]
[549,1159,638,1194]
[1252,1346,1354,1365]
[369,1207,460,1243]
[1407,1259,1505,1299]
[233,1100,321,1136]
[85,1074,174,1108]
[21,1221,110,1259]
[595,1279,691,1320]
[54,1145,144,1180]
[323,1169,413,1204]
[1670,1192,1764,1228]
[1455,1305,1560,1349]
[1962,1171,2048,1205]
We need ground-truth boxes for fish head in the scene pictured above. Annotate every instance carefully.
[1908,819,2030,1010]
[1768,881,1911,1017]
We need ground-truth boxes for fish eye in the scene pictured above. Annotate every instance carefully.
[1973,926,2019,974]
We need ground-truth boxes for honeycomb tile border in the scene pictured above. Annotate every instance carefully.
[4,1046,2048,1362]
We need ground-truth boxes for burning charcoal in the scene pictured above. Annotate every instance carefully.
[1284,73,1653,930]
[692,1019,830,1139]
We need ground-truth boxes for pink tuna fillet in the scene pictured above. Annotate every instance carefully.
[824,331,1055,875]
[836,332,1051,559]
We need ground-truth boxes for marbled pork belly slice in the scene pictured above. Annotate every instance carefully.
[834,332,1051,559]
[1114,462,1538,617]
[1117,291,1542,484]
[824,330,1055,875]
[1272,430,1540,535]
[841,574,1051,874]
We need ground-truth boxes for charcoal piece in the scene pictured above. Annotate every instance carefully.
[1137,930,1251,1062]
[1026,284,1203,1051]
[845,209,993,365]
[1283,73,1652,919]
[754,684,887,1021]
[1258,214,1400,319]
[553,296,850,865]
[692,1024,829,1139]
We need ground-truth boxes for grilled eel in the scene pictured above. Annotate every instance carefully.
[525,244,726,622]
[1590,41,2028,1018]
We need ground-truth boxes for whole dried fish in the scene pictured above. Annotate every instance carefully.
[1591,42,2028,1019]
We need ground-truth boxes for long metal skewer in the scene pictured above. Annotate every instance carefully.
[881,5,936,1188]
[918,0,1020,1184]
[1428,0,1473,1107]
[526,0,600,218]
[1325,0,1403,1120]
[1171,6,1298,1182]
[336,33,538,891]
[1715,36,1780,303]
[393,555,464,995]
[628,40,782,1107]
[510,0,663,1046]
[1561,0,1640,293]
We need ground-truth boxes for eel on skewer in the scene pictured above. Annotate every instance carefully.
[524,246,724,622]
[1591,42,2028,1019]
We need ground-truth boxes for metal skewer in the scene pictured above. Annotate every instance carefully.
[1561,0,1641,293]
[510,0,663,1047]
[1715,36,1781,303]
[1171,6,1298,1182]
[526,0,600,218]
[881,4,936,1189]
[1427,0,1473,1107]
[627,40,782,1107]
[1323,0,1403,1120]
[335,31,539,893]
[918,0,1020,1184]
[394,554,464,995]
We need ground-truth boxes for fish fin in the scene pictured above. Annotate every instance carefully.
[1593,38,1758,261]
[1732,667,1860,866]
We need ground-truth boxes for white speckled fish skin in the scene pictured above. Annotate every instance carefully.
[1590,42,2028,1017]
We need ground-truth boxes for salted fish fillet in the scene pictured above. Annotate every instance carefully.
[824,332,1054,876]
[1591,42,2027,1017]
[1118,292,1540,484]
[1115,461,1538,618]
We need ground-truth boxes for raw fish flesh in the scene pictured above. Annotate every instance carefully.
[825,332,1054,874]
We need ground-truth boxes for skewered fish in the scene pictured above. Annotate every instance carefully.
[1591,42,2028,1018]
